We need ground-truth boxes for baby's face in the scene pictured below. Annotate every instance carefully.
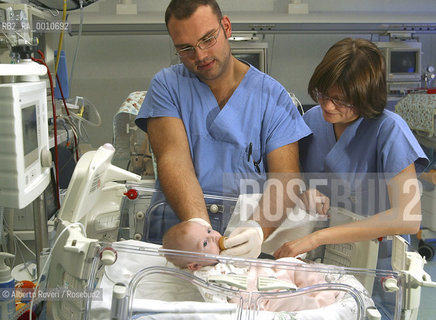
[184,221,222,255]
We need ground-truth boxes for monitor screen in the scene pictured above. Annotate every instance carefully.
[374,41,421,83]
[390,51,417,73]
[233,52,261,70]
[21,104,38,167]
[230,42,268,74]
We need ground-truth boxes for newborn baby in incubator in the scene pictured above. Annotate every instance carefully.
[162,220,344,312]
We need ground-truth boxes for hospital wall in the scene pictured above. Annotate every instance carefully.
[62,0,436,149]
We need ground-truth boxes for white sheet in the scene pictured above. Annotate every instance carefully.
[90,240,374,320]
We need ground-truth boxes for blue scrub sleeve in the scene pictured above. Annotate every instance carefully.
[135,70,182,133]
[378,115,429,179]
[264,90,312,154]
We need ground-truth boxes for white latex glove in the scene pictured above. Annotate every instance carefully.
[220,220,263,258]
[187,217,212,228]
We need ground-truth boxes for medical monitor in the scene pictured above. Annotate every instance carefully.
[230,42,268,74]
[0,81,51,209]
[375,41,422,83]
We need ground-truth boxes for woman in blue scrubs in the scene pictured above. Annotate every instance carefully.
[274,38,428,259]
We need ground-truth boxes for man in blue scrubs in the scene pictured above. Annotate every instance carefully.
[136,0,311,257]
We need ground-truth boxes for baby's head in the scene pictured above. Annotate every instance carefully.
[162,220,222,270]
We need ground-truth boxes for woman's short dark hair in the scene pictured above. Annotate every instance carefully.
[308,38,387,118]
[165,0,223,27]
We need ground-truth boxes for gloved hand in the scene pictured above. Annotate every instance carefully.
[187,217,212,228]
[221,220,263,258]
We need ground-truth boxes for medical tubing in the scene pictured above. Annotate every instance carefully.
[13,234,36,259]
[68,98,102,127]
[64,117,80,148]
[55,71,80,161]
[0,217,12,264]
[28,222,86,320]
[77,120,89,142]
[31,55,60,209]
[16,240,35,280]
[57,118,69,144]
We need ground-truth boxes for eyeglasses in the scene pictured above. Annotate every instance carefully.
[313,89,354,109]
[175,23,222,58]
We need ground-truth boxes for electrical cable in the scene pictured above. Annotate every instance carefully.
[55,72,80,161]
[64,116,80,147]
[1,217,35,281]
[68,97,102,127]
[65,96,102,145]
[78,119,87,142]
[11,233,17,273]
[58,119,70,146]
[0,208,8,256]
[289,92,305,115]
[13,234,37,259]
[16,241,36,281]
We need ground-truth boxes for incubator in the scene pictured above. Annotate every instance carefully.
[39,143,436,320]
[396,93,436,259]
[112,91,155,179]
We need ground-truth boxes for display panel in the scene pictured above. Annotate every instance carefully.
[21,104,39,168]
[0,82,50,209]
[233,52,263,71]
[390,51,418,73]
[230,42,268,74]
[375,41,421,83]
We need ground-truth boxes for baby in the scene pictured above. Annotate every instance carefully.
[162,220,344,312]
[162,218,223,270]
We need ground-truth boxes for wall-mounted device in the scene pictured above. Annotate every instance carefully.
[0,76,51,209]
[230,41,268,74]
[375,41,422,94]
[29,0,98,11]
[0,3,57,72]
[169,35,269,75]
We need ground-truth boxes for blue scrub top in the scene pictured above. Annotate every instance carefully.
[136,63,312,196]
[300,105,429,216]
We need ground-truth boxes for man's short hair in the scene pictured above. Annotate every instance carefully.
[165,0,223,27]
